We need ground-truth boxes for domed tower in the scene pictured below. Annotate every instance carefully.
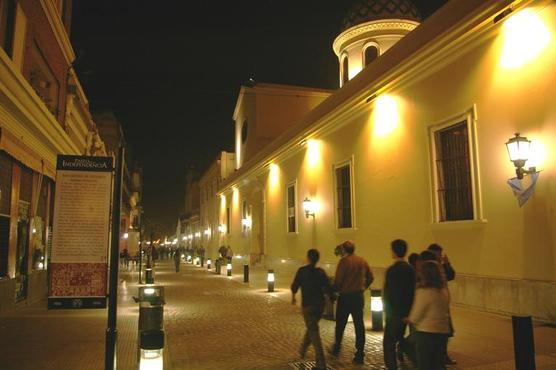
[333,0,421,87]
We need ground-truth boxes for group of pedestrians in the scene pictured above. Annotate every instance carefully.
[290,240,455,370]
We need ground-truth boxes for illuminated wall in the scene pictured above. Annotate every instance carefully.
[221,1,556,320]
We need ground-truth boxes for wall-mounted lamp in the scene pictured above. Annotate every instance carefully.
[123,233,129,240]
[242,217,252,229]
[218,225,226,233]
[506,133,536,179]
[302,197,316,219]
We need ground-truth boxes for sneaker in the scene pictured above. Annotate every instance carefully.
[445,355,457,365]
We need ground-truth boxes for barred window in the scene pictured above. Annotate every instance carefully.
[434,121,474,221]
[335,164,353,229]
[286,183,296,233]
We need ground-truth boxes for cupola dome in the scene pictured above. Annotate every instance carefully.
[334,0,421,87]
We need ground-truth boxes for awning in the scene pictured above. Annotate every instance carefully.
[0,127,56,178]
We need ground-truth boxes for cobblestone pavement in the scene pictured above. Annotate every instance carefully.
[162,261,390,370]
[1,260,555,370]
[0,267,146,370]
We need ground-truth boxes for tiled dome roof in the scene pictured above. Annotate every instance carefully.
[341,0,421,30]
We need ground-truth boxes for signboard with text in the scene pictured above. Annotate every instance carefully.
[48,155,113,309]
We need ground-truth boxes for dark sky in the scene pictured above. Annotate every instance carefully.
[71,0,447,235]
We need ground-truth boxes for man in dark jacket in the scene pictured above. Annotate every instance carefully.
[383,239,416,370]
[291,249,333,370]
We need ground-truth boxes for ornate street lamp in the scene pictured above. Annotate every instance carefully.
[506,133,535,179]
[302,197,315,218]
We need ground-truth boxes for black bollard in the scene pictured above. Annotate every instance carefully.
[512,315,536,370]
[370,289,383,331]
[215,260,221,274]
[243,264,249,283]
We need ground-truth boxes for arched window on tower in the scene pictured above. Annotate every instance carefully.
[364,45,379,66]
[341,55,349,86]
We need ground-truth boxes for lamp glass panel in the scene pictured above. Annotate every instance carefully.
[507,138,531,162]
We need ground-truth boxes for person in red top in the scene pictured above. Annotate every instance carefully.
[330,241,374,364]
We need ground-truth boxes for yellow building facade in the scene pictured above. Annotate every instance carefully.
[216,0,556,322]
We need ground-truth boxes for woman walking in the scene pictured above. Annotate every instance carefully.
[405,260,450,370]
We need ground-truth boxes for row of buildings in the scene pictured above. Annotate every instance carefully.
[0,0,141,313]
[178,0,555,323]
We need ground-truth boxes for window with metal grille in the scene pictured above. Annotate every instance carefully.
[434,121,474,221]
[364,45,379,66]
[0,152,12,215]
[287,183,296,233]
[335,164,353,229]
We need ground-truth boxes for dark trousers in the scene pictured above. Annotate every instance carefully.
[300,305,326,369]
[383,315,407,370]
[334,292,366,356]
[414,331,447,370]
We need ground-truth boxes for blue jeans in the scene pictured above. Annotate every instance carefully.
[334,292,366,357]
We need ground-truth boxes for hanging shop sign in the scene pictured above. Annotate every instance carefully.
[48,155,113,309]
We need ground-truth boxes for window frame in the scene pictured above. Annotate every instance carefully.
[333,157,356,230]
[428,107,483,224]
[285,180,298,234]
[340,53,349,87]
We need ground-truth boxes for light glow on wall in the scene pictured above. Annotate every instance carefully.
[526,137,547,169]
[232,187,239,208]
[306,139,321,167]
[373,95,400,137]
[269,163,280,189]
[500,9,551,69]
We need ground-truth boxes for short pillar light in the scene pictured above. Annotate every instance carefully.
[506,133,535,179]
[267,269,275,292]
[226,262,232,277]
[207,258,212,270]
[370,289,384,331]
[187,255,192,263]
[302,197,316,219]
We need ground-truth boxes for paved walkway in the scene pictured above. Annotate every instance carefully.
[1,260,556,370]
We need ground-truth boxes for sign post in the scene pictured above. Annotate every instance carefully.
[105,146,124,370]
[48,155,113,309]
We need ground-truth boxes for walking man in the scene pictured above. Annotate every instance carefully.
[173,248,181,272]
[291,249,333,370]
[331,241,374,364]
[383,239,416,369]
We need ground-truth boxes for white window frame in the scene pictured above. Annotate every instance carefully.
[333,156,356,230]
[286,180,298,234]
[428,106,484,224]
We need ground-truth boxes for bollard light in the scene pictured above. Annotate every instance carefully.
[207,258,212,269]
[243,264,249,283]
[267,269,275,292]
[144,288,155,295]
[227,262,232,276]
[187,255,192,262]
[139,348,163,370]
[370,289,384,331]
[194,257,199,265]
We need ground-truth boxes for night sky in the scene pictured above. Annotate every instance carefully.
[71,0,448,236]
